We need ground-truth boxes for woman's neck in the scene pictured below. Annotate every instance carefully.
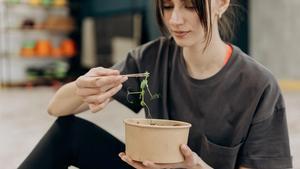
[182,35,228,80]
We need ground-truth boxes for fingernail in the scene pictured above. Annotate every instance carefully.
[182,144,188,150]
[117,84,123,90]
[126,157,132,162]
[121,76,128,83]
[121,157,126,161]
[115,70,120,74]
[143,161,148,166]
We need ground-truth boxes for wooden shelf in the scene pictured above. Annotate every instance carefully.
[0,0,74,86]
[4,27,73,34]
[4,1,68,10]
[0,53,72,59]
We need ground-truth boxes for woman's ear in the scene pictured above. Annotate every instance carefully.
[217,0,230,18]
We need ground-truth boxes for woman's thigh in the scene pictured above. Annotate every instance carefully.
[19,115,133,169]
[68,116,133,169]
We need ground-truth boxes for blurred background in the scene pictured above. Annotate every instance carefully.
[0,0,299,168]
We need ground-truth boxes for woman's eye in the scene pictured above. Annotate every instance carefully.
[163,5,173,10]
[185,1,195,10]
[185,5,195,10]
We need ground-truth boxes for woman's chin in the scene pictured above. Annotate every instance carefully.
[173,39,193,48]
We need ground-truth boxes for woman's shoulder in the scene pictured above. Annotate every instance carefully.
[233,46,279,87]
[232,46,284,121]
[232,46,282,106]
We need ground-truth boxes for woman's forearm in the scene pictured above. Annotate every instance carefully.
[47,81,88,117]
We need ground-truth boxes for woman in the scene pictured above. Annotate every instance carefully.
[19,0,293,168]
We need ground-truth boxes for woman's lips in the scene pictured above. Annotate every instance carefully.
[172,31,191,38]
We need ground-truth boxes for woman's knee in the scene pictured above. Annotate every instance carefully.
[54,115,102,136]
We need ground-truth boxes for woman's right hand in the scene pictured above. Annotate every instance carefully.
[75,67,128,113]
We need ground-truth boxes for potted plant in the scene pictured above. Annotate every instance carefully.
[124,72,192,163]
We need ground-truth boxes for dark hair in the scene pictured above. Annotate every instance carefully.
[155,0,239,47]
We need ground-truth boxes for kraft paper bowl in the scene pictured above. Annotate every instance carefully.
[124,118,192,163]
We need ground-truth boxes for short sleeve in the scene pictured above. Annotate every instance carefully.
[111,37,169,114]
[111,50,143,113]
[238,95,293,169]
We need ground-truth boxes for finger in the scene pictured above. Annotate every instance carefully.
[98,84,123,102]
[96,75,127,87]
[84,84,122,104]
[143,160,183,169]
[142,161,157,168]
[76,76,101,88]
[87,67,120,76]
[100,83,118,93]
[76,74,124,88]
[77,76,126,98]
[83,95,103,104]
[89,98,110,113]
[180,144,197,167]
[119,153,146,169]
[76,88,101,97]
[142,161,163,168]
[181,144,194,160]
[194,153,212,169]
[99,76,127,92]
[119,152,126,157]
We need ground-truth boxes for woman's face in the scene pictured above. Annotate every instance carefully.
[162,0,218,48]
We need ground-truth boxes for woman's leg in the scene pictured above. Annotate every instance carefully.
[18,115,133,169]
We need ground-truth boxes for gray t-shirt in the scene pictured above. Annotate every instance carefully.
[112,37,292,169]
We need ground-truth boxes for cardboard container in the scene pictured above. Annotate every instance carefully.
[124,118,192,163]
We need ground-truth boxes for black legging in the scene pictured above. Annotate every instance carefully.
[18,115,133,169]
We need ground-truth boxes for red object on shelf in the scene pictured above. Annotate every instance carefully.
[60,39,76,57]
[20,48,35,57]
[35,40,52,57]
[20,40,36,57]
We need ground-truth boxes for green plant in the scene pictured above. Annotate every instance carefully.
[127,71,159,119]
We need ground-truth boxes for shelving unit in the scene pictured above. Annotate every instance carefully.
[0,0,76,87]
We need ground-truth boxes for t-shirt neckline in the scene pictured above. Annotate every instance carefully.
[178,45,237,86]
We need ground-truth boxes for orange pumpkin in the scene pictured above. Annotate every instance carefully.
[35,40,52,57]
[60,39,76,57]
[53,0,67,7]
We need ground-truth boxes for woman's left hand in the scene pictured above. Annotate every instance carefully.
[119,144,213,169]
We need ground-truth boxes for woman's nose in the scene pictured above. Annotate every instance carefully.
[169,9,184,25]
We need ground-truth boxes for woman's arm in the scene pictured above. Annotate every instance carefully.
[47,67,128,117]
[48,81,88,116]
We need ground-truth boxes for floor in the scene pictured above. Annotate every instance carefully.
[0,87,299,169]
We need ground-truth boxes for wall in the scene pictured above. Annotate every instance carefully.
[250,0,300,79]
[80,0,145,16]
[78,0,160,40]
